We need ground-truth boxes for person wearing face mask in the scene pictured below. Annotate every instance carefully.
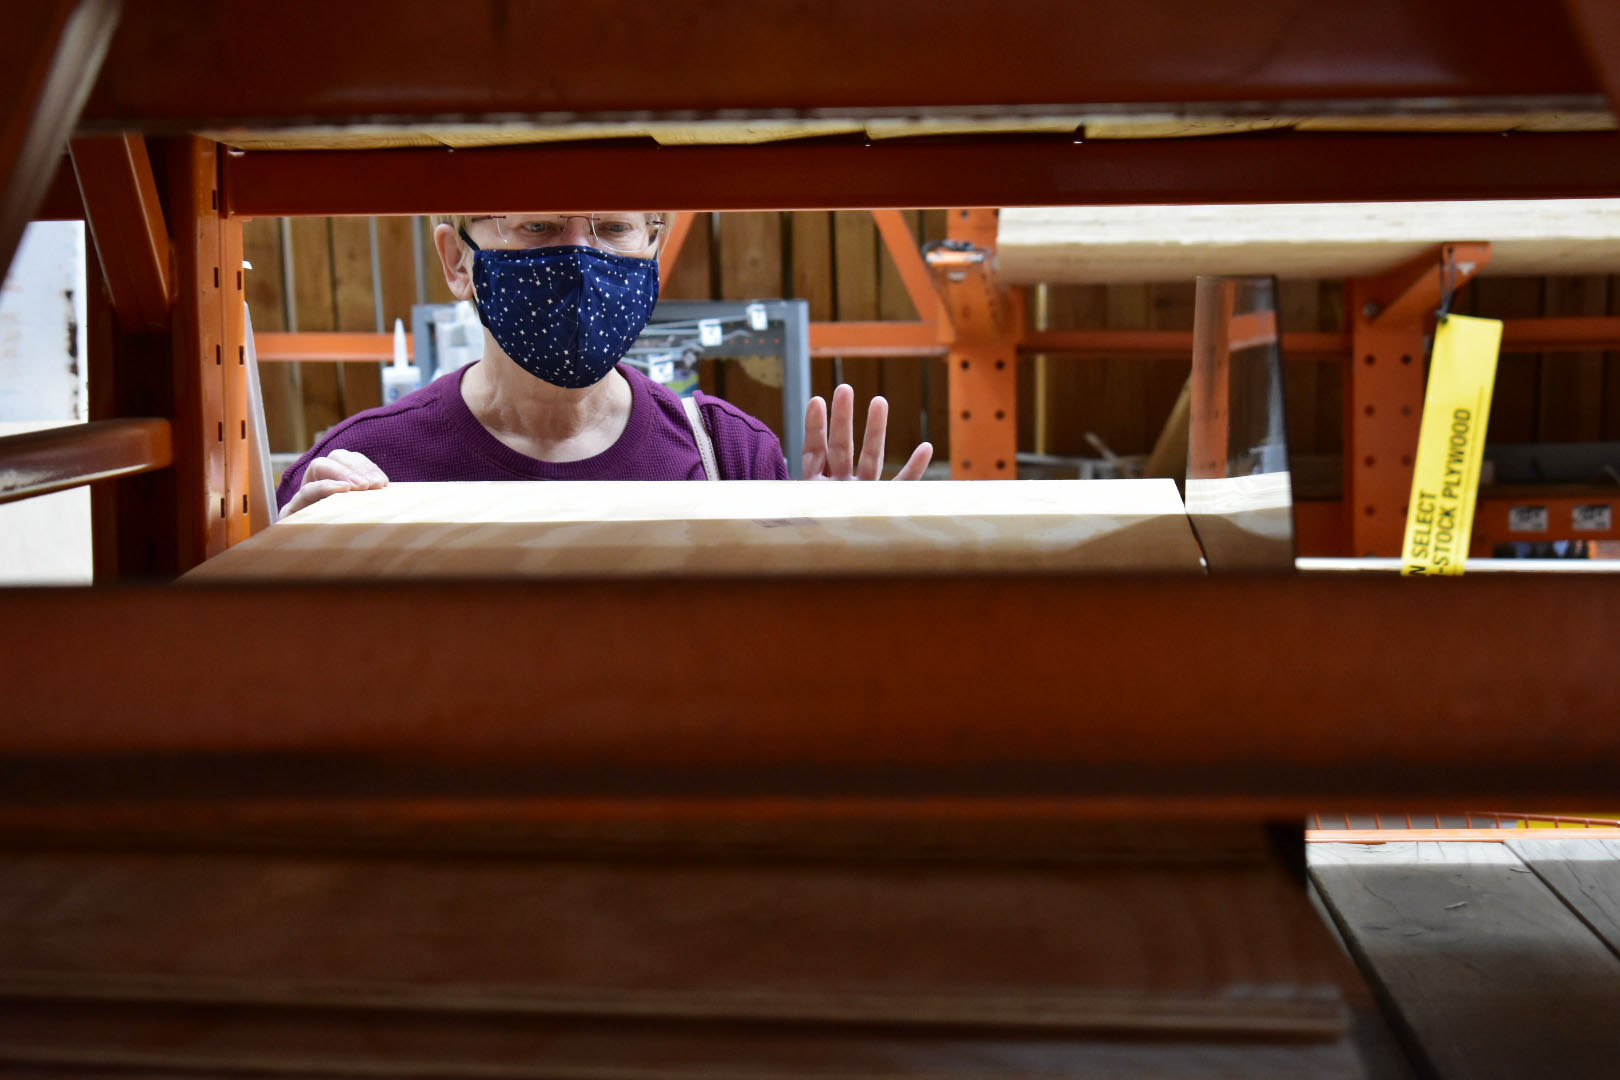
[275,212,933,517]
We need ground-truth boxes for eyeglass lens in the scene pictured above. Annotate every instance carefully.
[489,214,658,251]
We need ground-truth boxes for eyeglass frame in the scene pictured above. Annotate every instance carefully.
[463,213,666,255]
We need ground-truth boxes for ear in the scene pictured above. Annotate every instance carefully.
[432,223,476,302]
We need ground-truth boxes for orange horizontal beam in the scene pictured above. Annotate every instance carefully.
[1499,316,1620,351]
[254,317,1620,368]
[0,418,172,505]
[1020,330,1348,356]
[3,577,1619,816]
[255,331,412,362]
[1024,319,1620,358]
[810,322,945,357]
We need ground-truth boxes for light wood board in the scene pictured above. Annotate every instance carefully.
[185,479,1204,581]
[999,200,1620,283]
[1310,841,1620,1080]
[201,109,1614,151]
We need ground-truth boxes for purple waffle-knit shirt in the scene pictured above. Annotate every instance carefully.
[276,363,788,509]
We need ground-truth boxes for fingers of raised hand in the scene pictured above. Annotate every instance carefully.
[857,395,888,481]
[801,395,829,479]
[893,441,934,481]
[826,384,856,479]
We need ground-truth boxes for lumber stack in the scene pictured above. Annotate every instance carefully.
[998,200,1620,283]
[185,479,1205,580]
[0,821,1364,1077]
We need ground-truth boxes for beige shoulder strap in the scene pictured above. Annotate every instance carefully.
[681,395,721,481]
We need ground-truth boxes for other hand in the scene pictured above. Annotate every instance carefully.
[280,448,389,518]
[801,383,932,481]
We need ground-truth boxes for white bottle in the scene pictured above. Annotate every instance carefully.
[381,318,420,404]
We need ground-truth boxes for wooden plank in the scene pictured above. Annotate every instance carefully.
[877,209,926,469]
[789,211,836,408]
[329,217,384,416]
[1536,275,1608,442]
[374,215,419,328]
[1508,836,1620,959]
[1043,284,1110,458]
[0,999,1364,1079]
[1147,281,1196,463]
[184,478,1203,581]
[1101,284,1151,454]
[0,846,1348,1041]
[1280,280,1323,455]
[286,217,343,443]
[242,217,304,455]
[1306,882,1424,1080]
[716,211,785,436]
[1311,841,1620,1080]
[659,212,713,302]
[421,216,457,305]
[1000,201,1620,284]
[1469,276,1544,445]
[833,210,883,416]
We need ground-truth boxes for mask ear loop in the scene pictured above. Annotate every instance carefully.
[457,226,485,307]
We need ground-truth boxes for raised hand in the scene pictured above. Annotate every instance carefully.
[801,383,932,481]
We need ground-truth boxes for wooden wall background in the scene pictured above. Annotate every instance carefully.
[244,213,1620,479]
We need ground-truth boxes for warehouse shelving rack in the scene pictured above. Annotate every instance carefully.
[3,0,1620,913]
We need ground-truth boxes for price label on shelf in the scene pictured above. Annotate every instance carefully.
[1572,504,1613,532]
[1509,505,1549,533]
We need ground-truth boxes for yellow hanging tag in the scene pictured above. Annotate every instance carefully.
[1401,315,1502,576]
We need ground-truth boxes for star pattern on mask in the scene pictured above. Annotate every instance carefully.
[470,245,659,389]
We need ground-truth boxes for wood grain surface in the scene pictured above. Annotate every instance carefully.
[1000,201,1620,283]
[0,997,1364,1079]
[1311,841,1620,1080]
[1508,836,1620,957]
[184,479,1203,580]
[0,848,1348,1037]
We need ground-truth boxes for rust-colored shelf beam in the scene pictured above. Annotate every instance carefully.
[219,134,1620,218]
[0,418,172,505]
[70,134,173,334]
[0,0,118,280]
[78,0,1600,127]
[2,576,1618,818]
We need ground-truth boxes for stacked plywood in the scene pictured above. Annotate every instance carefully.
[999,200,1620,283]
[185,479,1206,580]
[0,823,1365,1077]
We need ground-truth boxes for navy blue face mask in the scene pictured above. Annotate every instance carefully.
[460,228,660,389]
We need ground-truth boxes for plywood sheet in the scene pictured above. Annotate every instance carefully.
[0,849,1348,1038]
[1311,841,1620,1080]
[185,479,1203,581]
[1000,200,1620,283]
[200,109,1614,151]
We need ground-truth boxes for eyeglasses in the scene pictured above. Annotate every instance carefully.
[467,213,664,254]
